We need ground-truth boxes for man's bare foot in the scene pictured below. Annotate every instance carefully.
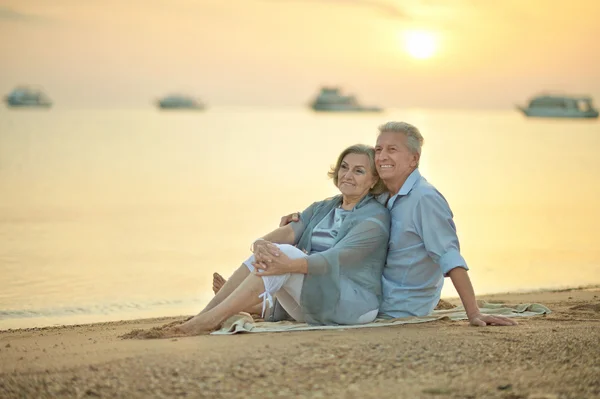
[212,272,226,294]
[435,299,456,310]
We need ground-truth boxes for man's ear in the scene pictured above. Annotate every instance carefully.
[412,153,421,167]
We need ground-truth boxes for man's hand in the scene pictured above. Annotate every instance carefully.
[468,313,518,327]
[279,213,300,227]
[448,268,518,327]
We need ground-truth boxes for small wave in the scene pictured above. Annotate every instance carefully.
[0,298,201,320]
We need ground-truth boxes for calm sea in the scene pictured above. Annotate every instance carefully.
[1,107,599,329]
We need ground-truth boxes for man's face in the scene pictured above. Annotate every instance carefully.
[375,132,419,183]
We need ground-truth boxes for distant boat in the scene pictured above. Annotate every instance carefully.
[4,86,52,108]
[156,95,205,110]
[517,94,598,119]
[310,87,383,112]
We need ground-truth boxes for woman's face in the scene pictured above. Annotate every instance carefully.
[337,153,378,200]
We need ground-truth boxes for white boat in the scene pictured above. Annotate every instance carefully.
[310,87,382,112]
[517,95,598,119]
[4,86,52,108]
[156,95,205,110]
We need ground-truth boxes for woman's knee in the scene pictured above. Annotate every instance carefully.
[276,244,306,259]
[260,274,289,294]
[276,244,295,251]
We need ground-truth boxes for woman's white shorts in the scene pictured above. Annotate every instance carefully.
[243,244,378,324]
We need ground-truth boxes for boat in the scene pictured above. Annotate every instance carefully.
[4,86,52,108]
[156,95,205,110]
[517,94,598,119]
[310,87,383,112]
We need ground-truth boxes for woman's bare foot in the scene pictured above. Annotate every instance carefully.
[175,314,221,336]
[119,316,197,339]
[212,272,226,294]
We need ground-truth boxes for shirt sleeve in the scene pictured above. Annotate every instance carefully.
[414,191,468,276]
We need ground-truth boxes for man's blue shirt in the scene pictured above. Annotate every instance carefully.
[378,169,468,318]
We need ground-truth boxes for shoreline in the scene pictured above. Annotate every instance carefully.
[2,284,599,333]
[1,286,599,398]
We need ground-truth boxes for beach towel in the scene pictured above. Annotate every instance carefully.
[211,301,551,335]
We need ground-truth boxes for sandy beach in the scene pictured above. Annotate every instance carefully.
[1,287,599,399]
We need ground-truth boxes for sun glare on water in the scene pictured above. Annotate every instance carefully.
[402,30,438,60]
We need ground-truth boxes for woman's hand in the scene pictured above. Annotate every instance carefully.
[252,239,281,266]
[252,250,293,276]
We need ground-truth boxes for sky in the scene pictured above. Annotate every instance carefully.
[1,0,599,108]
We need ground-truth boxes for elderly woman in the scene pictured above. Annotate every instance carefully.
[172,144,390,335]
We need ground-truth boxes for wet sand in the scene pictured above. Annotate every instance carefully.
[1,287,599,399]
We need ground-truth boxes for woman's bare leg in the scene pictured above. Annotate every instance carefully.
[212,272,264,316]
[176,273,265,335]
[199,265,251,315]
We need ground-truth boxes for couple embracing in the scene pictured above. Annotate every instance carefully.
[170,121,516,336]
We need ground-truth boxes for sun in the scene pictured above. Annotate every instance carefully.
[403,30,438,60]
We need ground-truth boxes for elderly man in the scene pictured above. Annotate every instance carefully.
[372,122,515,326]
[215,121,516,326]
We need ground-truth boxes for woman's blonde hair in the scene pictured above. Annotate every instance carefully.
[327,144,387,195]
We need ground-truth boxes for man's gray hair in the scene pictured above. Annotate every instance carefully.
[378,121,424,155]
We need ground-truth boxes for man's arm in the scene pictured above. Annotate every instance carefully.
[416,192,517,327]
[279,212,299,227]
[448,268,517,326]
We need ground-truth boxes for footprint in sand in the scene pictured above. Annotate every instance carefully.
[569,303,600,312]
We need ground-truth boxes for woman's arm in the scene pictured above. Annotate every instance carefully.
[255,213,389,276]
[255,256,309,276]
[253,200,318,256]
[255,224,295,246]
[251,224,297,269]
[305,216,389,275]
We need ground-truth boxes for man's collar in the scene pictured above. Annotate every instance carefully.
[386,169,421,210]
[398,168,421,196]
